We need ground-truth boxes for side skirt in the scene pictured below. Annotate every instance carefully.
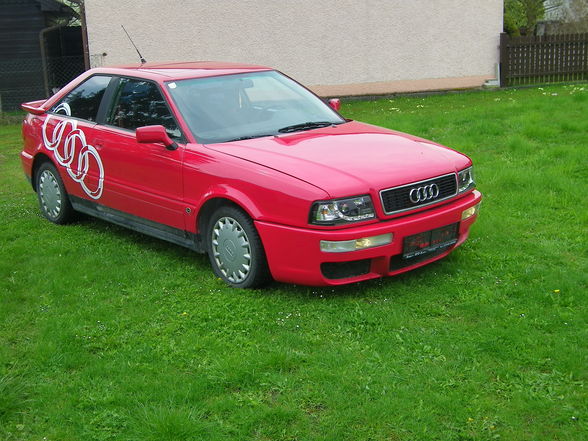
[70,196,205,253]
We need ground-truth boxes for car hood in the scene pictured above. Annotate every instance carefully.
[204,121,471,197]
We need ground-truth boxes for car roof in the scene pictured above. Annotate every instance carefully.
[90,61,273,82]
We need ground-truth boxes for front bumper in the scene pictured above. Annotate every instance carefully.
[256,190,482,286]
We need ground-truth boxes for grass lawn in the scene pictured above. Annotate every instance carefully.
[1,83,587,440]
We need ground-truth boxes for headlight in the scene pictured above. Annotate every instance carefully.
[457,166,475,193]
[310,195,375,225]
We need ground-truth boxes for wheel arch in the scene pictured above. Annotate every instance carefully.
[196,197,253,237]
[31,153,55,192]
[194,184,267,234]
[199,198,271,288]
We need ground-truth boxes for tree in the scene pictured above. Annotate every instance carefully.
[551,0,588,33]
[47,0,82,27]
[504,0,561,36]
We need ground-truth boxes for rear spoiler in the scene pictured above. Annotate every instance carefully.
[21,99,47,115]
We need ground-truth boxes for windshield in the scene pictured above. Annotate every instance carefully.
[166,70,345,144]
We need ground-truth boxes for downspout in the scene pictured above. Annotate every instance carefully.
[73,0,90,70]
[39,23,66,98]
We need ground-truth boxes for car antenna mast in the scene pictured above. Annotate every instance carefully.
[121,25,146,64]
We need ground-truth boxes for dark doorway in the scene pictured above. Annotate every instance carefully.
[0,0,86,111]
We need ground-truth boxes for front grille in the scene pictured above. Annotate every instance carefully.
[380,173,457,215]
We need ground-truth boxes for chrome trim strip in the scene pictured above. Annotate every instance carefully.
[379,172,458,215]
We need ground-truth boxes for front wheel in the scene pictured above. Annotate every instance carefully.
[35,162,75,224]
[206,206,270,288]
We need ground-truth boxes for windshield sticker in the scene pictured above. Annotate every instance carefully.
[42,103,104,199]
[168,82,177,89]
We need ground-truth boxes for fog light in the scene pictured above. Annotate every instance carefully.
[461,203,481,220]
[320,233,393,253]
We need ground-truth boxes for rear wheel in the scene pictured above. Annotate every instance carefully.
[36,162,75,224]
[206,206,270,288]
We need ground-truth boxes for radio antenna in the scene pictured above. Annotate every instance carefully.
[121,25,146,64]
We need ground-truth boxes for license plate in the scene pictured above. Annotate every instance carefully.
[402,223,459,259]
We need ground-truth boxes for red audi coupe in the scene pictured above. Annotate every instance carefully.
[20,62,481,288]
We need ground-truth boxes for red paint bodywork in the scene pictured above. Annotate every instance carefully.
[20,62,482,286]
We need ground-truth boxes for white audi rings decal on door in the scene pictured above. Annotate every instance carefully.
[41,103,104,199]
[409,183,440,203]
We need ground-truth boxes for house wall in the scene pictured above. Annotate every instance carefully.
[84,0,503,96]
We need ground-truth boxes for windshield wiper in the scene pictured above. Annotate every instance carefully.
[277,121,336,133]
[224,121,338,141]
[225,134,275,142]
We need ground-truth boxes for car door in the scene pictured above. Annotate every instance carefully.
[42,74,113,202]
[95,77,186,230]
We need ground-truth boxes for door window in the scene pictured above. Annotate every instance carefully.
[50,75,111,121]
[107,78,181,140]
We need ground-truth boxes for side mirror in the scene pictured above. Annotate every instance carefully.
[136,125,178,151]
[328,98,341,112]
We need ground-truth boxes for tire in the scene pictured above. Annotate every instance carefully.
[206,205,271,288]
[35,162,75,224]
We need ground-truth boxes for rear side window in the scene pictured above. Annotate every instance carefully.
[107,78,181,140]
[51,75,111,121]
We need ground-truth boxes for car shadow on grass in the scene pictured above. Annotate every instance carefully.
[63,214,460,300]
[72,214,207,263]
[267,254,458,300]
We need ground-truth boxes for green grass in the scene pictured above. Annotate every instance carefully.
[1,83,587,440]
[0,111,24,126]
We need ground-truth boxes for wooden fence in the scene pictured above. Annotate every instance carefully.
[500,32,588,87]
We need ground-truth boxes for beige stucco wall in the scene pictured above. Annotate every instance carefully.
[85,0,503,96]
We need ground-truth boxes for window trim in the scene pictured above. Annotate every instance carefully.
[96,77,120,124]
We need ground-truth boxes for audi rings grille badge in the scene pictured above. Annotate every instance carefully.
[379,173,458,215]
[409,183,440,204]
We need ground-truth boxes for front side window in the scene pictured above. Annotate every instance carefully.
[107,78,181,139]
[51,75,111,121]
[167,70,344,144]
